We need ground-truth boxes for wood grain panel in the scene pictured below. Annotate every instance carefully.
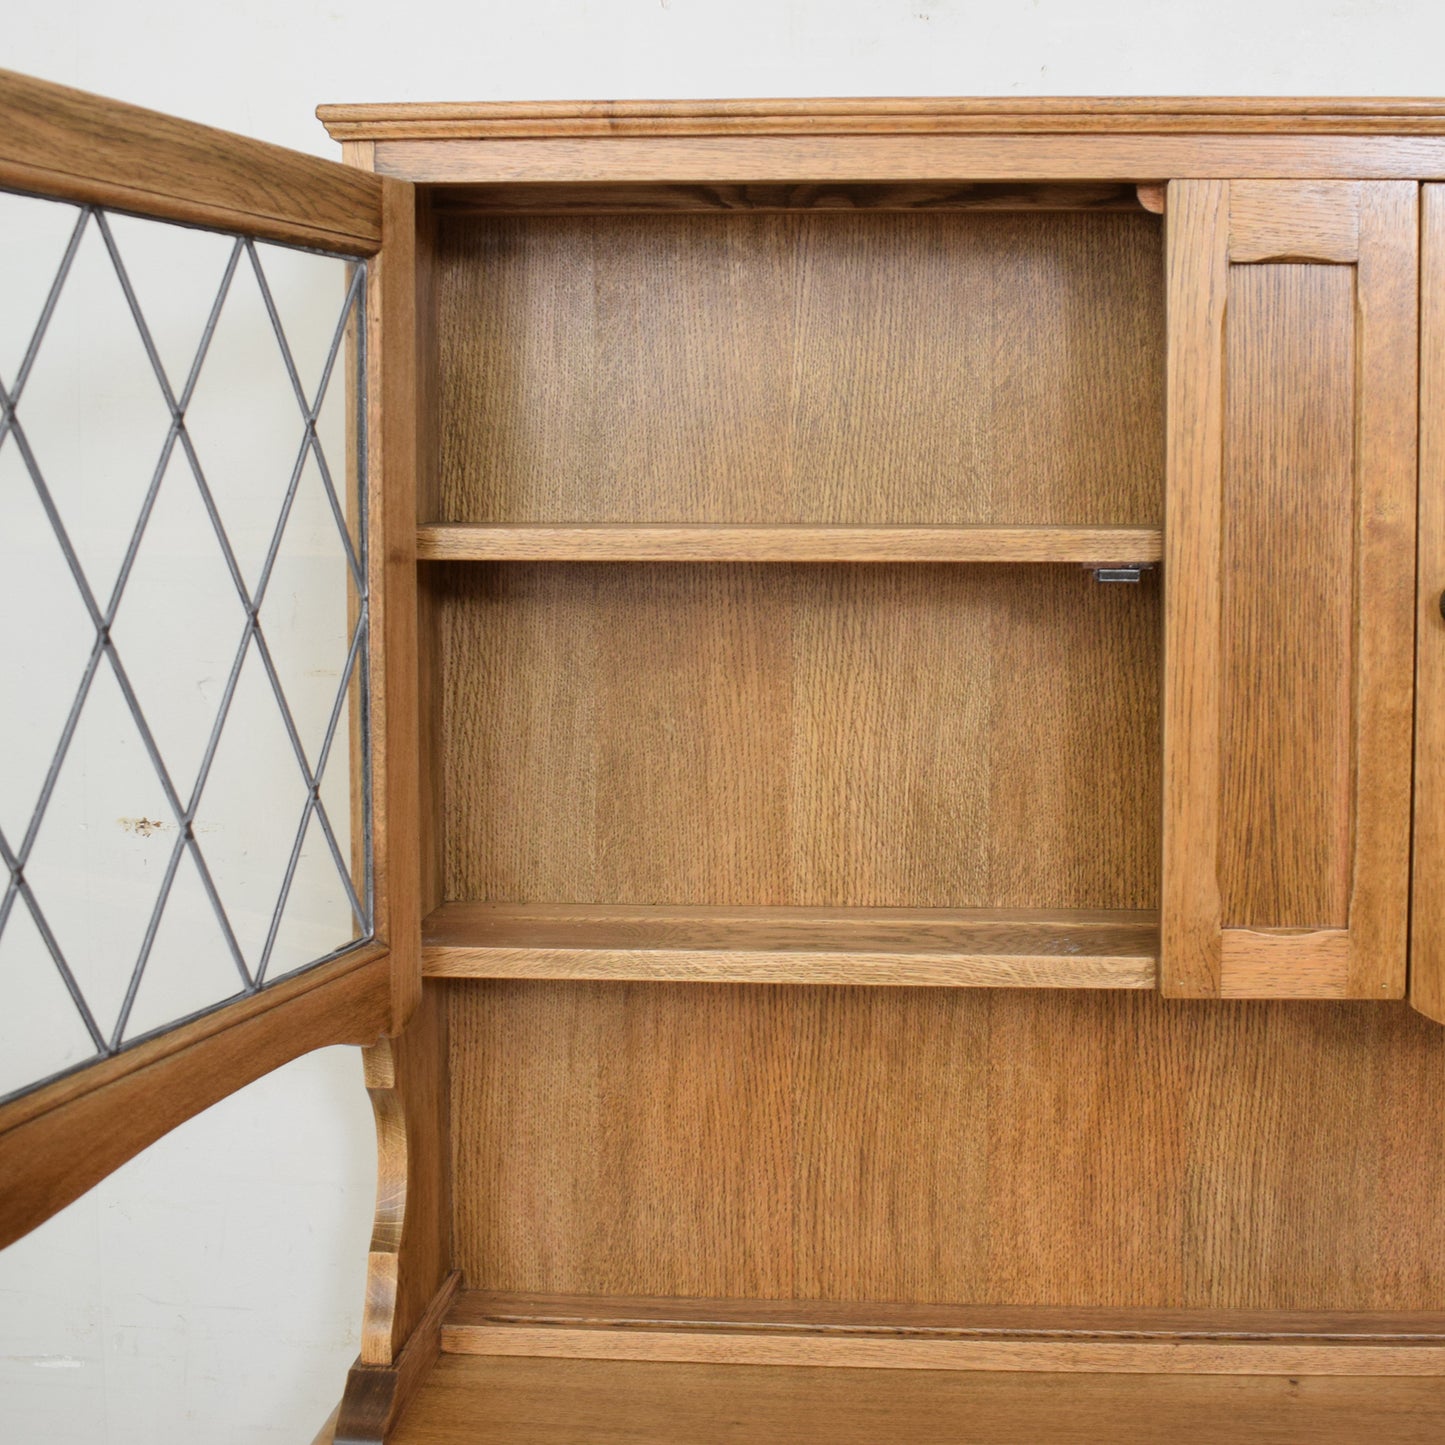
[448,986,1445,1311]
[386,1355,1445,1445]
[434,211,1163,527]
[1219,264,1356,929]
[436,563,1161,911]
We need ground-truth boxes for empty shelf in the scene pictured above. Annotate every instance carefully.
[415,523,1164,564]
[421,903,1159,989]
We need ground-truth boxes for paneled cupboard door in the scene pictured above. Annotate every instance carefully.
[0,70,420,1248]
[1161,179,1417,1000]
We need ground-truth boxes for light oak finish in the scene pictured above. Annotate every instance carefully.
[434,210,1163,528]
[358,989,453,1366]
[448,987,1445,1309]
[1413,187,1445,1024]
[416,523,1163,564]
[422,903,1158,989]
[435,563,1161,911]
[384,1356,1445,1445]
[0,68,382,252]
[0,944,390,1250]
[442,1292,1445,1374]
[449,1292,1445,1340]
[370,135,1445,185]
[367,179,424,1032]
[1162,180,1417,999]
[319,96,1445,141]
[1228,179,1361,262]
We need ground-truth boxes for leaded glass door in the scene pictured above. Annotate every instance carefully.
[0,69,418,1247]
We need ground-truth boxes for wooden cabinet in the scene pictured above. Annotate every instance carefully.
[6,78,1445,1442]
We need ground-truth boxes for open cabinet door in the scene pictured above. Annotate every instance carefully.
[0,70,419,1247]
[1161,179,1417,1000]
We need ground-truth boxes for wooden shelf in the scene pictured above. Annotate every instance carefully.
[415,523,1163,565]
[421,903,1159,989]
[441,1290,1445,1375]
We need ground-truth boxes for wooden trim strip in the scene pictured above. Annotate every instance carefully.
[448,1292,1445,1341]
[1160,179,1229,997]
[317,95,1445,142]
[0,70,383,253]
[0,945,391,1249]
[415,523,1163,565]
[440,1324,1445,1375]
[369,135,1445,185]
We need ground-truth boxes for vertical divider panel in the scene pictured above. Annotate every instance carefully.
[1412,187,1445,1023]
[1162,179,1417,1000]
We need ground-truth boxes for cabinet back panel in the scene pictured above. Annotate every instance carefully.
[448,984,1445,1311]
[434,210,1164,525]
[437,562,1160,909]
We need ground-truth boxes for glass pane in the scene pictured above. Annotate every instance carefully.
[0,192,371,1103]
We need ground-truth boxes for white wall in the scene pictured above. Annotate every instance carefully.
[3,3,1445,1440]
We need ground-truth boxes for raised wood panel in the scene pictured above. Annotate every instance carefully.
[1219,264,1356,929]
[1162,179,1417,999]
[448,986,1445,1311]
[385,1356,1445,1445]
[436,563,1161,911]
[435,210,1163,527]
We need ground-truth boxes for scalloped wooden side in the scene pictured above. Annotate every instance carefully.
[336,986,453,1441]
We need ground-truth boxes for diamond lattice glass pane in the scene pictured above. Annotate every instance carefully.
[0,191,82,387]
[262,447,357,773]
[265,807,360,983]
[121,847,246,1045]
[13,208,176,609]
[0,190,371,1101]
[21,660,176,1041]
[183,248,317,593]
[101,211,237,400]
[190,638,315,976]
[0,440,95,841]
[0,896,99,1100]
[108,446,249,794]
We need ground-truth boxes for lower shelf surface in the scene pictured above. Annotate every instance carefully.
[382,1355,1445,1445]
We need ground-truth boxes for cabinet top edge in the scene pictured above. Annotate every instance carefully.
[317,96,1445,142]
